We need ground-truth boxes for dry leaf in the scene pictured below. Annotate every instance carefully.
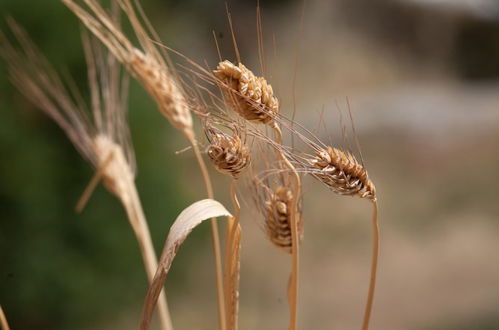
[139,199,232,330]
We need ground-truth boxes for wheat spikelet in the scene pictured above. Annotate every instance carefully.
[214,60,278,125]
[309,146,376,201]
[206,126,250,178]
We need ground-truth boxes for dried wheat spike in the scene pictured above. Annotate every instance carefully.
[309,147,376,200]
[129,49,192,134]
[206,126,250,178]
[264,186,303,254]
[214,60,278,125]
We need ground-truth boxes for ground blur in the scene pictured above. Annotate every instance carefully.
[1,0,499,329]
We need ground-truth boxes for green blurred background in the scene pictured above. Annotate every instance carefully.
[2,0,499,329]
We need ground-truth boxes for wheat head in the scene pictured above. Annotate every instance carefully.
[214,60,278,125]
[309,146,376,200]
[206,126,250,178]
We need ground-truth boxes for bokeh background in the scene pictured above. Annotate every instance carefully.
[1,0,499,329]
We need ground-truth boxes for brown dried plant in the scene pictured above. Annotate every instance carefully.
[62,1,227,327]
[0,20,173,330]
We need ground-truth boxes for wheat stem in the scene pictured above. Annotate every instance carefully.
[0,305,10,330]
[361,200,379,330]
[273,124,300,330]
[190,135,227,330]
[124,179,173,330]
[224,179,241,330]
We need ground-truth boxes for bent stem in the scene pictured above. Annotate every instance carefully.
[224,179,242,330]
[273,124,301,330]
[124,179,173,330]
[361,200,379,330]
[189,134,227,330]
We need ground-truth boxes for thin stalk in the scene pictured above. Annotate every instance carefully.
[189,135,227,330]
[361,200,379,330]
[225,179,241,330]
[0,305,10,330]
[273,124,300,330]
[124,179,173,330]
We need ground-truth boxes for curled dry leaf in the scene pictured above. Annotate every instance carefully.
[140,199,233,330]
